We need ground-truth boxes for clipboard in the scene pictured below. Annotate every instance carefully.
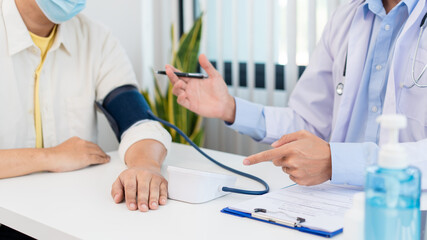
[221,207,342,238]
[220,183,362,238]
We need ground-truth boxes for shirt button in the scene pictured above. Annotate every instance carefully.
[376,65,382,71]
[371,106,378,113]
[385,24,391,31]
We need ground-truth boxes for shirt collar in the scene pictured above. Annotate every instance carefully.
[362,0,418,18]
[52,21,73,55]
[2,0,73,56]
[2,0,32,56]
[404,0,418,14]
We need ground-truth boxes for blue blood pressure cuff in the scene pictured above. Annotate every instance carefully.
[96,85,153,142]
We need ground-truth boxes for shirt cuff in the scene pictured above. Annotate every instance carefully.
[330,142,378,186]
[225,97,266,141]
[118,120,172,163]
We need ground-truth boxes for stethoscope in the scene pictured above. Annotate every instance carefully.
[337,11,427,95]
[404,12,427,88]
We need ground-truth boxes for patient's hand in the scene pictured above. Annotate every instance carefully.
[111,139,168,212]
[46,136,110,172]
[165,54,236,123]
[111,166,167,212]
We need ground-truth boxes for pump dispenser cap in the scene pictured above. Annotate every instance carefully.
[377,115,407,169]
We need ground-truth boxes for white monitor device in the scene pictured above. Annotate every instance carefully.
[167,166,237,204]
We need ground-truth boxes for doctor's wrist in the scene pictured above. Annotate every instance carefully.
[221,95,236,123]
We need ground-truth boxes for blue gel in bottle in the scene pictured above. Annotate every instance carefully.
[365,115,421,240]
[365,166,421,240]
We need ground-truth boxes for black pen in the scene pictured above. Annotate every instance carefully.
[156,71,208,79]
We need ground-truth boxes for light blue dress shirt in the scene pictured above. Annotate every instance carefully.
[227,0,418,185]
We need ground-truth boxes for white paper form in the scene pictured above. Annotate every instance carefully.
[229,182,362,233]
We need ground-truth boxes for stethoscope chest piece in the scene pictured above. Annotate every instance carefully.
[336,83,344,95]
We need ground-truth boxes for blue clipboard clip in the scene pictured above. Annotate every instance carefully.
[252,208,306,228]
[221,207,342,238]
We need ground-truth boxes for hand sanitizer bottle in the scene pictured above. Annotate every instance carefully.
[365,115,421,240]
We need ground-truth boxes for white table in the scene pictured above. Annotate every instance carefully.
[0,143,346,240]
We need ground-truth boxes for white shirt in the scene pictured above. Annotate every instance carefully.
[0,0,171,161]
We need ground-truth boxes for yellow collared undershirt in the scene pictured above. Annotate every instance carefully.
[29,25,57,148]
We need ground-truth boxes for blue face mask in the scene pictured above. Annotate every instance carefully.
[35,0,86,24]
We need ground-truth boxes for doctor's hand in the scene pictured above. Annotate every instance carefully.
[165,54,237,123]
[243,130,332,186]
[45,136,110,172]
[111,139,168,212]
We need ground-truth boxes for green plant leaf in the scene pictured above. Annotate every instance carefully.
[174,16,203,73]
[142,14,205,147]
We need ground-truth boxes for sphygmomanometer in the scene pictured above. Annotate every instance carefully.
[97,85,269,195]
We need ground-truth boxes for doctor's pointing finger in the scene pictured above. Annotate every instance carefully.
[243,130,332,186]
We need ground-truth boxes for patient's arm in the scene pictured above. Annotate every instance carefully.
[0,137,110,179]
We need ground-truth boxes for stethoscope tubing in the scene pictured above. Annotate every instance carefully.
[408,25,427,88]
[405,12,427,88]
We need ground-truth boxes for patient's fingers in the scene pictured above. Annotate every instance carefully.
[111,178,124,203]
